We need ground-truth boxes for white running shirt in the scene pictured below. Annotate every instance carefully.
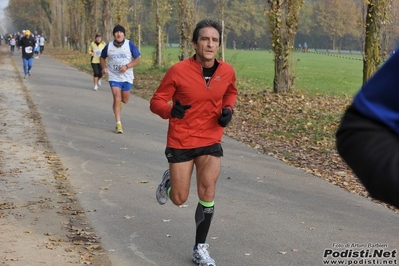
[39,36,45,46]
[106,40,134,83]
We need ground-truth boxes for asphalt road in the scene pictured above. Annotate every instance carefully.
[11,49,399,266]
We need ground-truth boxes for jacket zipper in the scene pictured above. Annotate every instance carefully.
[197,59,217,90]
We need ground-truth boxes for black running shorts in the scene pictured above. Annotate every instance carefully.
[165,143,223,163]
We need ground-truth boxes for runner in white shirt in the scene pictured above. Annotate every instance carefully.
[9,36,16,53]
[39,34,45,56]
[100,25,141,134]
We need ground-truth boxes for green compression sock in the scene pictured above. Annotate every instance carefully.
[167,187,171,198]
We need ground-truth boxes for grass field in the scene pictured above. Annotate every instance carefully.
[49,46,364,97]
[135,47,364,97]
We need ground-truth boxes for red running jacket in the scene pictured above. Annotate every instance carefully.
[150,56,238,149]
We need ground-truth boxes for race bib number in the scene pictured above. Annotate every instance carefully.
[111,64,123,71]
[94,49,102,57]
[25,47,33,53]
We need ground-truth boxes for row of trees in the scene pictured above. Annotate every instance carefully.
[4,0,397,92]
[6,0,399,51]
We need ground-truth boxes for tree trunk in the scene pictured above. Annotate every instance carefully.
[155,0,162,66]
[332,36,336,50]
[39,0,56,47]
[153,0,171,66]
[132,0,141,47]
[363,0,393,84]
[178,0,194,61]
[363,1,381,84]
[267,0,304,93]
[214,0,227,61]
[82,0,95,53]
[102,0,112,42]
[157,25,162,65]
[61,0,65,48]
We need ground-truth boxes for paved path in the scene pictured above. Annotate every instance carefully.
[8,48,399,266]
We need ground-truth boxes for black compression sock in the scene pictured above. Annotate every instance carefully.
[194,201,214,246]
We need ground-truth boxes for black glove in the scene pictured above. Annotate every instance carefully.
[218,108,233,127]
[171,99,191,119]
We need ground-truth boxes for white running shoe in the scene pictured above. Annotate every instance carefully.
[93,85,98,91]
[192,243,216,266]
[98,79,102,87]
[156,169,170,205]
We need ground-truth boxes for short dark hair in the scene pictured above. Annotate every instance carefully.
[192,19,222,46]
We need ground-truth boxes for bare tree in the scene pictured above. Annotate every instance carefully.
[267,0,304,93]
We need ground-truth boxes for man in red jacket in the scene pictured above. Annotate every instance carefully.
[150,19,237,266]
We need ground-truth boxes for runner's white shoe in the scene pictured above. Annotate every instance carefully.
[192,243,216,266]
[156,169,170,205]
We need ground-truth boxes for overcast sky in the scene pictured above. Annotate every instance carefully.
[0,0,8,15]
[0,0,8,33]
[0,0,8,8]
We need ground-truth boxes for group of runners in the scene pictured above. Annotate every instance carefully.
[4,30,45,56]
[14,17,399,266]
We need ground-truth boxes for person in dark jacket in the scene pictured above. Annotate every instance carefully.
[336,46,399,209]
[19,30,35,78]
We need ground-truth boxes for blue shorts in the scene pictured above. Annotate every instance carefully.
[165,143,223,163]
[109,81,133,92]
